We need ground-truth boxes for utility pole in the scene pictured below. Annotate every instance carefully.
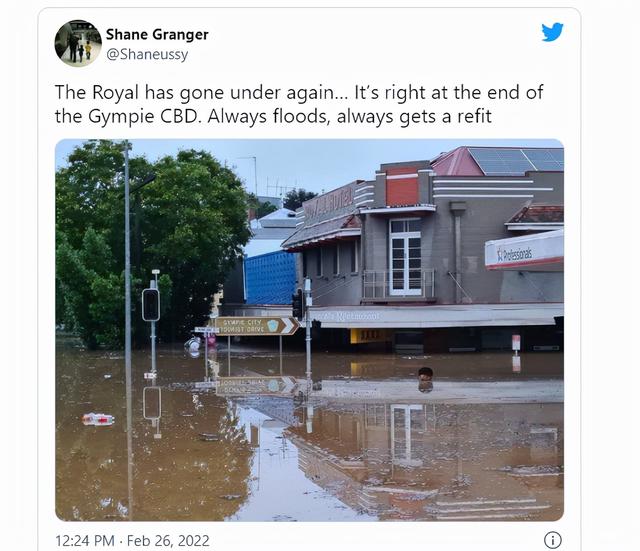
[122,139,133,520]
[304,277,312,397]
[124,141,132,380]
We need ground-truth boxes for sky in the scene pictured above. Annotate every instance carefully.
[55,139,561,198]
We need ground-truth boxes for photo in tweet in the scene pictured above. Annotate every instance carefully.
[55,138,564,522]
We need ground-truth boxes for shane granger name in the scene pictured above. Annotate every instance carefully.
[105,28,210,43]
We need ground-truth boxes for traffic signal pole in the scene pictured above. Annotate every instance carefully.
[150,278,157,376]
[304,278,312,398]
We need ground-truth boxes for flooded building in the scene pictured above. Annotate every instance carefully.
[281,146,564,353]
[224,208,298,307]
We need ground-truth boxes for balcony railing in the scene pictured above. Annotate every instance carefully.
[362,269,436,301]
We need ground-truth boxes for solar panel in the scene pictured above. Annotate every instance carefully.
[468,148,534,175]
[522,148,564,171]
[469,148,564,175]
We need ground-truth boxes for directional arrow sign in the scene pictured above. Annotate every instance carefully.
[216,376,299,396]
[214,317,300,336]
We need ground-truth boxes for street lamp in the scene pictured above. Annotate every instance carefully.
[122,143,156,520]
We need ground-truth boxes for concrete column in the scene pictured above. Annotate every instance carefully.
[418,169,434,204]
[450,201,467,304]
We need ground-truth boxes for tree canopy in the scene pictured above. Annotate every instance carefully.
[56,140,251,348]
[283,188,317,210]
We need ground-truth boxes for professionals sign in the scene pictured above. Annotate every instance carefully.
[485,229,564,270]
[216,376,298,396]
[214,316,300,336]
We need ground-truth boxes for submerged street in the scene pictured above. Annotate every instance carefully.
[56,340,563,521]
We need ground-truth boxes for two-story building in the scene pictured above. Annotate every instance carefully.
[281,146,564,353]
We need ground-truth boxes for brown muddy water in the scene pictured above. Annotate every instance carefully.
[56,339,563,521]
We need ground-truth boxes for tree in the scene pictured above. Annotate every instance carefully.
[56,141,251,348]
[246,193,278,219]
[283,188,317,210]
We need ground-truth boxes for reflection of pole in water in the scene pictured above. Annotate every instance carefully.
[125,362,133,520]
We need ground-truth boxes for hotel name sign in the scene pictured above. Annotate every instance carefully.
[303,185,354,221]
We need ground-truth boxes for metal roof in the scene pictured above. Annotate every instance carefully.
[432,146,564,177]
[281,214,361,251]
[507,204,564,225]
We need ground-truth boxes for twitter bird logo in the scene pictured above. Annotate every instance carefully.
[542,22,563,42]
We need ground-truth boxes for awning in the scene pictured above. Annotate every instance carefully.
[281,214,361,251]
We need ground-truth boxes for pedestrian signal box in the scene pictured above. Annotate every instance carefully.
[142,288,160,321]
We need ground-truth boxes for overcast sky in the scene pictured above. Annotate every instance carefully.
[55,139,561,197]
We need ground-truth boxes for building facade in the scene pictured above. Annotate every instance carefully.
[281,146,564,352]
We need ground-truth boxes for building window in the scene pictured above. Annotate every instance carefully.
[350,241,359,273]
[389,218,422,295]
[331,245,340,275]
[316,248,323,277]
[302,250,308,278]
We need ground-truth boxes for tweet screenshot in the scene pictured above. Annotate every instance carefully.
[38,6,580,551]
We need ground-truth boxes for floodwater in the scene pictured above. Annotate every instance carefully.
[56,339,563,521]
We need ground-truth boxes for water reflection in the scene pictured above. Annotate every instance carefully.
[286,400,562,520]
[56,342,562,521]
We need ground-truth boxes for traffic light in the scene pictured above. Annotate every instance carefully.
[292,288,304,319]
[142,288,160,321]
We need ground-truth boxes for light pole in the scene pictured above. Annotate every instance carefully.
[122,139,133,520]
[124,141,132,379]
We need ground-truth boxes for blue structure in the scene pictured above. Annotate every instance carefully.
[244,250,297,305]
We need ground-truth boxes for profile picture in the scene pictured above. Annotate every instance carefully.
[54,20,101,67]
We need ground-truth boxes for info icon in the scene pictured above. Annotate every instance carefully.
[544,531,562,549]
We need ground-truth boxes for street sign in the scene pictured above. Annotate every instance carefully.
[214,317,300,336]
[512,334,521,352]
[143,372,157,380]
[195,381,216,389]
[216,376,298,396]
[194,326,218,334]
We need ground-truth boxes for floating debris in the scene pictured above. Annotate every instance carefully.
[82,413,115,426]
[198,433,219,442]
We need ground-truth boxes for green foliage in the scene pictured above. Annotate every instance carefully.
[256,201,278,218]
[56,140,251,348]
[245,193,278,219]
[283,188,317,210]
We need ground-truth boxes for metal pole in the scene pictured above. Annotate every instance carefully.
[204,330,209,381]
[253,156,258,196]
[227,336,231,376]
[123,140,133,519]
[304,277,312,397]
[124,141,132,374]
[150,279,157,376]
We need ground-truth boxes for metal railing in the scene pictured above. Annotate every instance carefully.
[362,269,436,300]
